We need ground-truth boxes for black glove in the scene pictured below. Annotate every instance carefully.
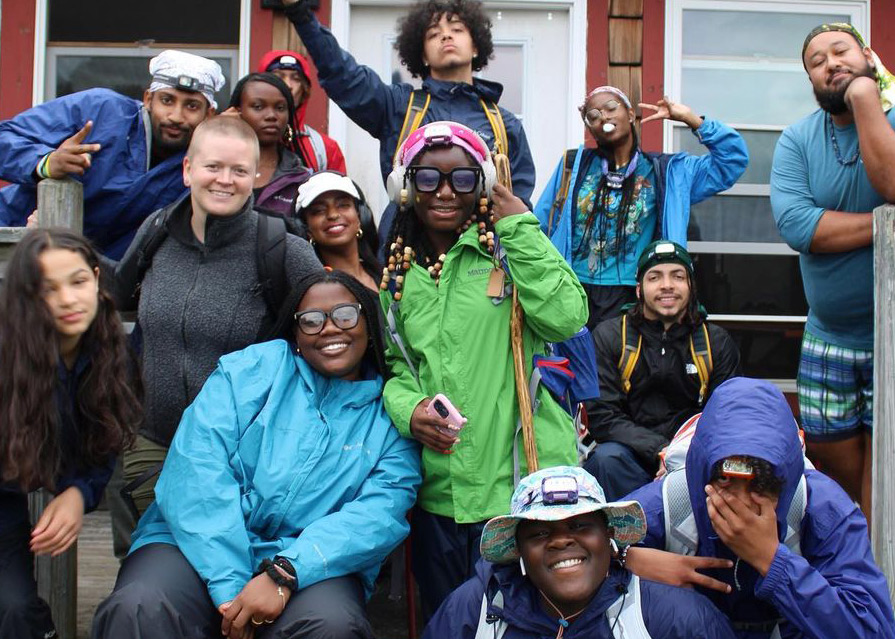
[283,0,320,25]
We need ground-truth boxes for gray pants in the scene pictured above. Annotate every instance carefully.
[91,543,373,639]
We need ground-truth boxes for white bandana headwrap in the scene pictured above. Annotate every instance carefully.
[148,50,226,110]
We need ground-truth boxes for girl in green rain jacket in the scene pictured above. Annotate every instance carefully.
[379,121,587,618]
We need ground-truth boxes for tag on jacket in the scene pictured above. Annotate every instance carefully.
[487,268,505,298]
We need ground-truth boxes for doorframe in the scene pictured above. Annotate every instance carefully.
[328,0,588,149]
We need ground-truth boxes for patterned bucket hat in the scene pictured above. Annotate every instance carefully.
[480,466,647,564]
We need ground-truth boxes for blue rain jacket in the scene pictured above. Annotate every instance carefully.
[130,340,422,606]
[0,88,188,259]
[425,558,736,638]
[629,377,895,639]
[533,119,747,282]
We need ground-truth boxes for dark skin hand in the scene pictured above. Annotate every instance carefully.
[489,183,529,222]
[705,485,779,576]
[46,121,102,178]
[410,398,460,454]
[624,545,733,593]
[219,573,293,639]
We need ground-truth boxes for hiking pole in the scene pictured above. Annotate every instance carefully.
[494,153,539,473]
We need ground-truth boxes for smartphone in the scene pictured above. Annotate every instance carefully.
[427,393,467,434]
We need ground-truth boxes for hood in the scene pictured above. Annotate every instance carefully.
[258,49,313,126]
[684,377,804,558]
[421,76,504,103]
[292,350,383,410]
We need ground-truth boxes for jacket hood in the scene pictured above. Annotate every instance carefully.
[258,49,313,126]
[422,76,504,103]
[292,349,383,410]
[684,377,803,557]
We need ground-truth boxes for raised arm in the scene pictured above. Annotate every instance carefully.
[846,75,895,202]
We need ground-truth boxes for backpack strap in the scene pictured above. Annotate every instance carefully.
[474,587,507,639]
[393,89,431,166]
[618,314,642,395]
[386,301,420,385]
[689,323,714,406]
[784,474,807,556]
[662,468,699,556]
[605,575,652,639]
[304,125,328,171]
[546,149,578,236]
[255,212,289,341]
[120,202,178,304]
[479,99,509,156]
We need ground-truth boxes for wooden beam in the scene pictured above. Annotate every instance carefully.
[872,202,895,607]
[609,18,643,65]
[610,0,643,18]
[29,491,78,639]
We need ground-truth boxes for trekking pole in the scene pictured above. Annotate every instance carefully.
[494,153,539,473]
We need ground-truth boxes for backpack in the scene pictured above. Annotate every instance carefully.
[123,199,295,342]
[546,148,580,236]
[618,313,714,406]
[393,89,510,161]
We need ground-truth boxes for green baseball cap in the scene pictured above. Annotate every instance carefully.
[636,240,694,282]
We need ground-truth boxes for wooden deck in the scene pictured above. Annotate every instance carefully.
[75,511,415,639]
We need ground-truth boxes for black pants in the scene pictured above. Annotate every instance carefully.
[91,543,373,639]
[582,283,637,331]
[0,521,57,639]
[410,506,487,623]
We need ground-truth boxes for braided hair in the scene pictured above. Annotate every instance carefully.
[382,146,495,299]
[276,270,388,378]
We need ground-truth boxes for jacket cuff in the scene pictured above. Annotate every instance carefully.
[754,543,788,599]
[283,0,316,26]
[494,211,537,237]
[209,582,243,609]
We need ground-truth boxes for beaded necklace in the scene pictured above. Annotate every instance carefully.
[828,113,860,166]
[601,149,641,189]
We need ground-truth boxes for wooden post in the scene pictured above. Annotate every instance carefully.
[872,203,895,606]
[37,177,84,233]
[29,491,78,639]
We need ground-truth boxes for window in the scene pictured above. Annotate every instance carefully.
[665,0,869,383]
[42,0,243,106]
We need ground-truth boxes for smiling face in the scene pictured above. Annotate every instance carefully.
[39,248,100,352]
[183,131,256,218]
[582,91,635,149]
[637,262,691,327]
[144,87,210,156]
[422,13,477,79]
[294,282,369,381]
[804,31,875,114]
[304,191,362,250]
[517,513,612,618]
[238,81,289,147]
[412,145,478,248]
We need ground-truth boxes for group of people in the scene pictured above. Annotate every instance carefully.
[0,0,893,637]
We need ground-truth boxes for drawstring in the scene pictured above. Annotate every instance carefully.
[539,590,589,639]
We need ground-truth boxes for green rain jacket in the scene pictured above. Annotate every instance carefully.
[381,212,588,523]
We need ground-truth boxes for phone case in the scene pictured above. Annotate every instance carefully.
[427,393,467,432]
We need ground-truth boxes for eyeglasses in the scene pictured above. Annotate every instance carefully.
[293,303,362,335]
[408,166,482,194]
[583,100,622,125]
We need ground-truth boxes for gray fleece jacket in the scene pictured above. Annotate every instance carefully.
[111,196,322,446]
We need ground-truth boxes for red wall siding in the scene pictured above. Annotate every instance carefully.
[302,0,332,132]
[871,2,895,62]
[249,3,274,74]
[0,2,37,118]
[640,0,664,153]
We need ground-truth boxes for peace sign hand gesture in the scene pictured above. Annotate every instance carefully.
[639,97,703,131]
[46,121,102,178]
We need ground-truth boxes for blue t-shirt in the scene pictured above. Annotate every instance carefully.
[570,154,657,286]
[771,107,895,350]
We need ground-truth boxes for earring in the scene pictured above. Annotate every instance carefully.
[519,557,527,576]
[356,228,364,239]
[400,188,408,206]
[308,237,316,247]
[285,124,294,146]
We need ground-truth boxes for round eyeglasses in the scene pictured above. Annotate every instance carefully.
[408,166,482,194]
[293,303,362,335]
[583,99,622,125]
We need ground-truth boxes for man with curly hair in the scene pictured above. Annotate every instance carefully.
[280,0,535,241]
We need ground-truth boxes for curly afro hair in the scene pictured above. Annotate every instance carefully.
[395,0,494,79]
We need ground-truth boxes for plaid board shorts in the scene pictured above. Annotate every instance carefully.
[798,329,873,441]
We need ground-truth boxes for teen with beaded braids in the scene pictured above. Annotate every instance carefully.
[379,120,587,619]
[534,86,748,330]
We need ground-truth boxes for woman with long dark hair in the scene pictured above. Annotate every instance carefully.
[534,86,748,329]
[379,121,587,618]
[227,72,311,218]
[295,171,381,290]
[0,228,139,638]
[93,270,420,639]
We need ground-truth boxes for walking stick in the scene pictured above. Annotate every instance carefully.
[494,154,539,473]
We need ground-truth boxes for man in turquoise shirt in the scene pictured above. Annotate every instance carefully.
[770,23,895,526]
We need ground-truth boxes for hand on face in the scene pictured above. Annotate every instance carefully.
[705,483,780,576]
[219,573,292,639]
[31,486,85,556]
[844,74,881,109]
[409,398,459,454]
[47,121,102,178]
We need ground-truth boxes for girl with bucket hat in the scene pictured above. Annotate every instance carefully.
[425,466,736,638]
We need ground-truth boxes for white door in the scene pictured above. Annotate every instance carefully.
[331,1,584,222]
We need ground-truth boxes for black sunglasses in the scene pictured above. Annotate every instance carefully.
[408,166,482,194]
[293,303,362,335]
